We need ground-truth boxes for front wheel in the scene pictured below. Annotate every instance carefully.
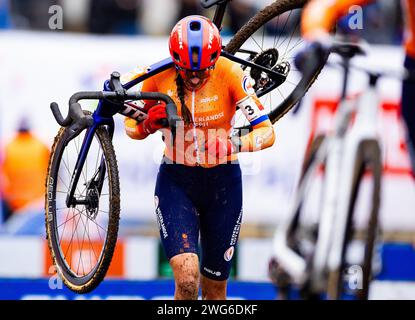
[45,124,120,293]
[327,139,382,300]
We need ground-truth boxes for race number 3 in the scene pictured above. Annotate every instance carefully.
[237,96,263,122]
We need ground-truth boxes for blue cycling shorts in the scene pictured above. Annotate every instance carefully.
[154,158,243,281]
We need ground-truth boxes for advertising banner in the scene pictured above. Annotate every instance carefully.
[0,32,413,230]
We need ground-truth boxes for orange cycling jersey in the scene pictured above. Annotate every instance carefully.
[123,56,274,168]
[302,0,415,59]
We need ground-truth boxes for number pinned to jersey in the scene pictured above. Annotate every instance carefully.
[237,96,264,123]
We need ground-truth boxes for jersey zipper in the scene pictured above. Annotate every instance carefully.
[191,90,201,165]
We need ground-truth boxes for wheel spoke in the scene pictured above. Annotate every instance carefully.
[58,208,75,245]
[57,211,80,230]
[250,35,263,51]
[282,19,300,59]
[277,88,285,101]
[284,38,304,58]
[63,207,83,264]
[276,10,293,49]
[80,209,99,263]
[273,15,281,47]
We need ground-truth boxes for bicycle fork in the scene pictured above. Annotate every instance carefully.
[65,117,115,209]
[271,138,331,286]
[309,135,344,293]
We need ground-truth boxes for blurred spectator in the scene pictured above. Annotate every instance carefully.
[337,0,403,45]
[10,0,57,30]
[140,0,179,35]
[363,0,402,44]
[88,0,140,34]
[0,118,50,221]
[0,0,10,29]
[60,0,90,33]
[2,0,406,47]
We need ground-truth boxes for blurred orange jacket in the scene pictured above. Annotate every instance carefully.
[1,132,50,212]
[302,0,415,58]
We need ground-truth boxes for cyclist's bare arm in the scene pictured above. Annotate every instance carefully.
[125,104,276,152]
[237,120,275,153]
[302,0,373,40]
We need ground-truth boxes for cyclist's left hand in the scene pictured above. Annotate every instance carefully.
[205,137,236,158]
[141,103,168,134]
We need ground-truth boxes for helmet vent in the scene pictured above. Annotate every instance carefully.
[190,21,201,31]
[210,52,218,62]
[173,52,181,62]
[191,47,200,68]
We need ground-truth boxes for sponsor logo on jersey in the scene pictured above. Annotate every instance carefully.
[230,209,243,246]
[242,75,255,95]
[200,95,219,104]
[194,111,224,123]
[224,246,235,262]
[155,197,168,239]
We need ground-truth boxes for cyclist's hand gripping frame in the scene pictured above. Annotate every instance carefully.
[50,71,181,208]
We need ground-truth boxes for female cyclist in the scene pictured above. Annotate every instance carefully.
[123,15,275,300]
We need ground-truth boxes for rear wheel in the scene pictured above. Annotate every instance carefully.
[225,0,329,131]
[45,123,120,293]
[269,134,327,299]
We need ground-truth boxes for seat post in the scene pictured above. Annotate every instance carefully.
[340,56,351,100]
[212,1,230,30]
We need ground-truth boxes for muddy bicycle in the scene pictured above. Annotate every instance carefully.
[45,0,328,293]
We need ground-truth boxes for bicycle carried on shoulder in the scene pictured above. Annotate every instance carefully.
[45,0,328,293]
[269,42,390,300]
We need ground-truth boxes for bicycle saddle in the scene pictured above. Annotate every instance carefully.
[331,42,367,59]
